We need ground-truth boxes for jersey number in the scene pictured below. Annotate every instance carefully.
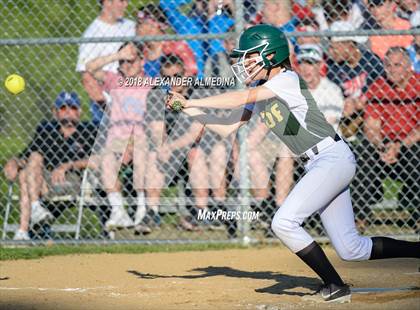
[260,103,283,128]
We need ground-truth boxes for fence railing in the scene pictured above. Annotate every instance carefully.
[1,0,418,244]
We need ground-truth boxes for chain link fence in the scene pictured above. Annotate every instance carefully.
[1,0,419,244]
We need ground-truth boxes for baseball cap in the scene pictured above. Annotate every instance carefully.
[329,21,367,44]
[297,44,323,63]
[54,91,81,109]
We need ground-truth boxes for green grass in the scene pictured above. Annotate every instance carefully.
[0,242,251,261]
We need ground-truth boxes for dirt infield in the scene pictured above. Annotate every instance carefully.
[1,247,419,310]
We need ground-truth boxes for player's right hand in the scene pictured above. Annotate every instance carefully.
[165,91,186,112]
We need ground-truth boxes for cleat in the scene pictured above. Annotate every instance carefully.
[319,283,351,303]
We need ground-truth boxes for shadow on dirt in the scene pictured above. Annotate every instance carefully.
[127,266,321,296]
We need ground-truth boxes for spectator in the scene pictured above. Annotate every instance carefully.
[407,11,420,73]
[362,47,419,221]
[367,0,412,59]
[146,54,206,231]
[160,0,234,78]
[146,54,236,236]
[136,4,198,78]
[5,92,98,240]
[254,0,299,46]
[86,42,151,231]
[312,0,364,30]
[204,25,236,79]
[297,44,345,130]
[76,0,135,125]
[246,120,294,235]
[395,0,419,21]
[327,20,384,139]
[327,20,384,229]
[296,19,322,46]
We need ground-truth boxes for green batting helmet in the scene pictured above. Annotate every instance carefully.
[231,24,290,69]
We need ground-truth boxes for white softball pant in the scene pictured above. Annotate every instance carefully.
[271,140,373,261]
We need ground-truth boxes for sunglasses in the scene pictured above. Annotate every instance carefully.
[162,73,183,79]
[120,59,137,65]
[58,105,79,111]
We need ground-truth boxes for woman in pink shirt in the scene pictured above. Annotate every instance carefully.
[87,42,151,231]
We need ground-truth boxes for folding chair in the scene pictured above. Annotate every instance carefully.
[2,170,89,240]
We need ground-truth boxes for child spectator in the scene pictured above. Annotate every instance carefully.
[76,0,135,125]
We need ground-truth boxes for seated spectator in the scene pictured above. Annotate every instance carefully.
[327,20,384,139]
[246,119,294,235]
[136,4,198,78]
[297,44,345,130]
[160,0,234,77]
[327,20,384,229]
[146,54,236,236]
[4,92,98,240]
[76,0,135,125]
[367,0,412,59]
[86,42,151,231]
[407,11,420,73]
[363,47,419,220]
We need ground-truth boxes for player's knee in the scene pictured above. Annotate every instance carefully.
[271,215,299,241]
[335,237,369,261]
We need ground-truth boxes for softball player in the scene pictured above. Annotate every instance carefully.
[166,24,420,303]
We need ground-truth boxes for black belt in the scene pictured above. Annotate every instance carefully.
[301,134,342,162]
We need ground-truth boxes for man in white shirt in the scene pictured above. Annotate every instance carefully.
[297,44,344,131]
[76,0,135,125]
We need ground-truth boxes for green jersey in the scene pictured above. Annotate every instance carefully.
[246,70,337,155]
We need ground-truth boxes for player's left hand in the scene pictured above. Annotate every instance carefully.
[380,142,400,164]
[165,91,187,112]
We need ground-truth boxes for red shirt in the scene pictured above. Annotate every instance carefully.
[365,73,420,141]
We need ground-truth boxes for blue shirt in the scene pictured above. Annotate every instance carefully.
[144,59,161,78]
[407,45,420,73]
[278,17,299,47]
[327,48,384,98]
[160,0,234,78]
